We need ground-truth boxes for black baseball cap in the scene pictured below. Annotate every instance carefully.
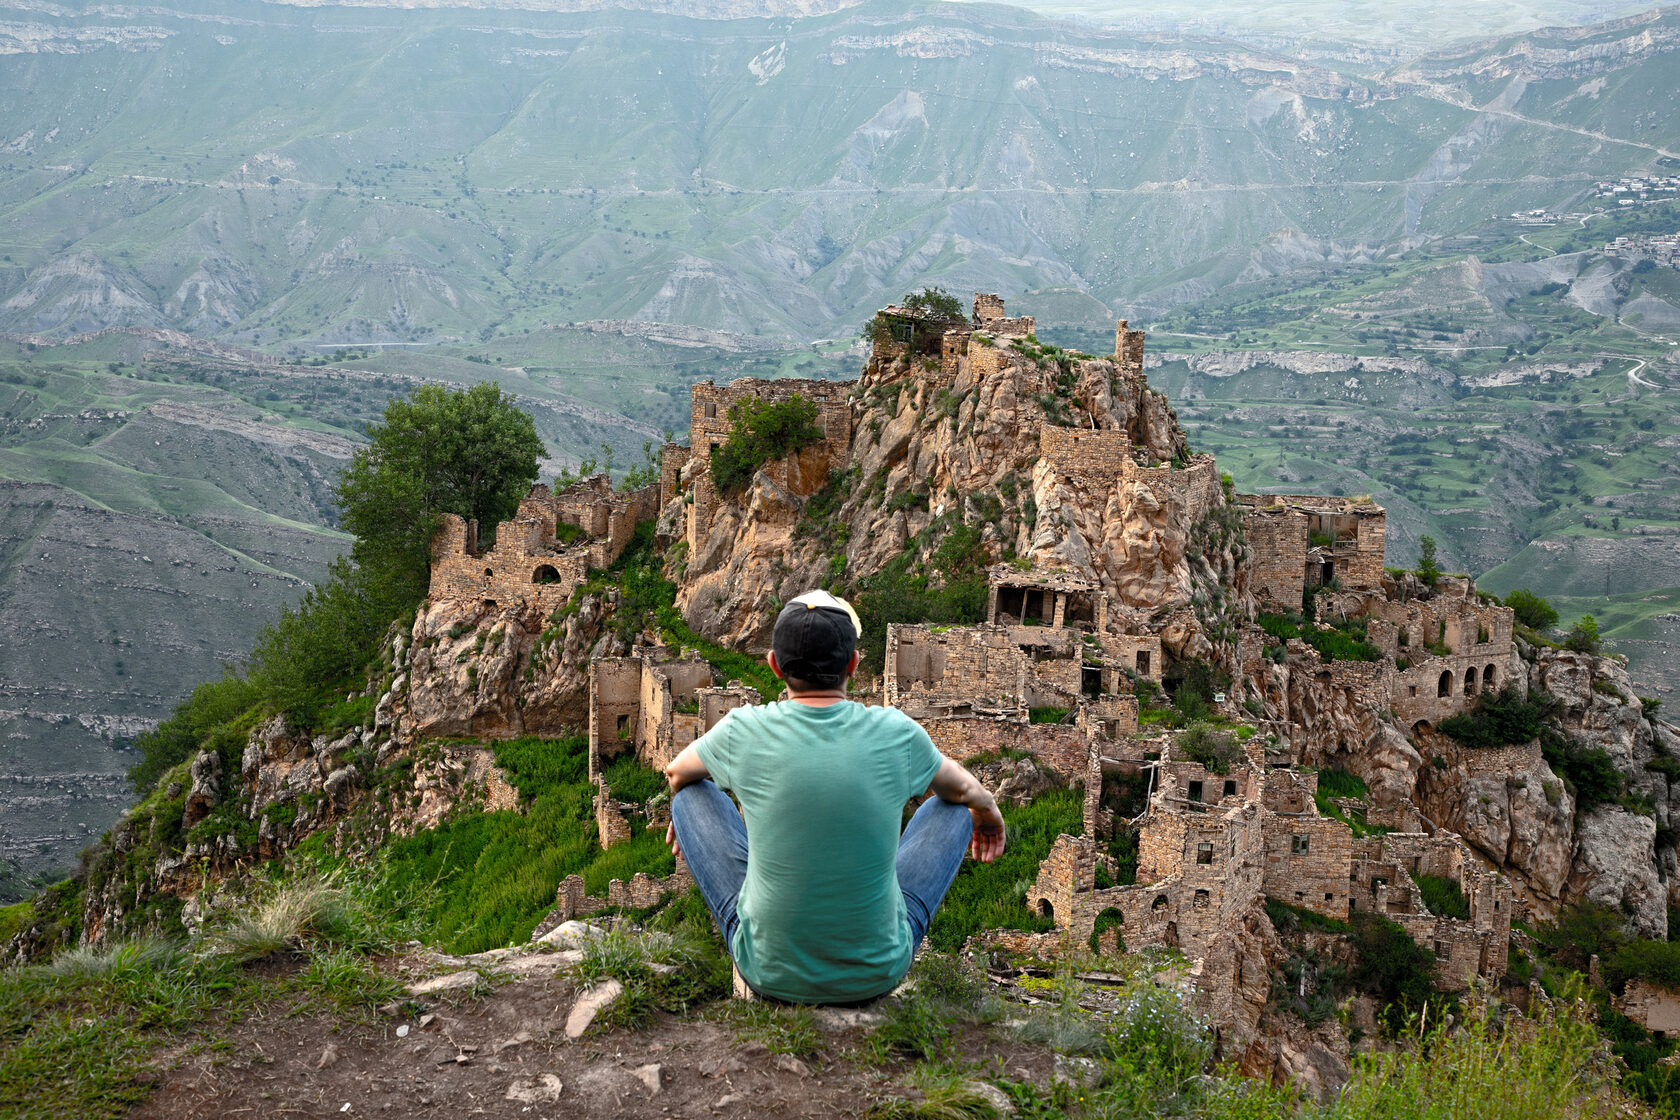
[771,591,861,682]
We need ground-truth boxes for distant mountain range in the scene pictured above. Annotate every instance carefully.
[0,0,1677,345]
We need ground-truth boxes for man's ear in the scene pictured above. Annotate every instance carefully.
[846,649,861,676]
[767,650,787,681]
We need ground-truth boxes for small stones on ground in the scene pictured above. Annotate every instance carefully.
[506,950,583,977]
[1053,1054,1101,1088]
[407,969,480,997]
[964,1081,1016,1116]
[493,1030,534,1054]
[773,1053,811,1077]
[418,1013,437,1029]
[813,1007,883,1031]
[700,1056,745,1078]
[377,1002,403,1017]
[632,1063,663,1094]
[536,920,605,950]
[715,1094,744,1109]
[564,978,625,1039]
[504,1073,564,1104]
[316,1044,341,1070]
[736,1040,769,1057]
[395,1025,409,1039]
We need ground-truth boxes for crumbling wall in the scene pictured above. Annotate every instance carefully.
[919,717,1091,778]
[552,863,695,923]
[588,658,643,780]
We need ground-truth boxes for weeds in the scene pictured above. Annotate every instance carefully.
[215,878,353,962]
[721,1001,823,1059]
[869,1063,1009,1118]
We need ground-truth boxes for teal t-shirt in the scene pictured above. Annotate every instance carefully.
[693,700,944,1003]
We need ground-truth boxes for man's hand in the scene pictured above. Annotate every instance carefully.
[928,756,1007,864]
[968,794,1006,864]
[665,819,681,859]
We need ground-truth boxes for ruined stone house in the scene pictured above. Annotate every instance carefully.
[427,477,658,612]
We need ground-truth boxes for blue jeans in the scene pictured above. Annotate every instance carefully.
[669,780,973,997]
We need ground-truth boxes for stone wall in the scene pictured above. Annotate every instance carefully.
[552,863,696,923]
[920,717,1092,779]
[588,658,643,780]
[1238,494,1387,610]
[886,624,1030,713]
[1114,320,1146,371]
[1617,979,1680,1034]
[427,479,657,610]
[1262,811,1354,921]
[1240,503,1309,611]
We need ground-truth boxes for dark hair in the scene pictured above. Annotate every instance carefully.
[783,670,843,693]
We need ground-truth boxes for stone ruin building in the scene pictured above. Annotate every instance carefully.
[428,476,659,613]
[419,292,1525,1026]
[659,376,852,558]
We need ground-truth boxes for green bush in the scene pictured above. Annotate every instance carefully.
[1414,873,1469,919]
[1350,913,1446,1034]
[1604,940,1680,994]
[1179,723,1238,774]
[851,520,989,674]
[1565,614,1604,655]
[709,396,824,493]
[1315,768,1369,801]
[1504,589,1559,631]
[1437,685,1557,749]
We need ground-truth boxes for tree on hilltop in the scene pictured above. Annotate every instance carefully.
[337,382,544,600]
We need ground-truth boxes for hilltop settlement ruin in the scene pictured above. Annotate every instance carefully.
[42,292,1678,1077]
[407,294,1587,1045]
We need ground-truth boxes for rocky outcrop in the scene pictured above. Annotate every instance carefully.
[669,334,1243,665]
[404,589,620,741]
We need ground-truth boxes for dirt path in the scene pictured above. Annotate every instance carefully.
[128,969,1056,1119]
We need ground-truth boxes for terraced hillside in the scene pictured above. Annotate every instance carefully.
[0,1,1678,344]
[0,325,849,899]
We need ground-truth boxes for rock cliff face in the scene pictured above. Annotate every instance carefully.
[403,589,621,741]
[671,332,1245,664]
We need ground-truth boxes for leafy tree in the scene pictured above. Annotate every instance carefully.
[337,383,545,599]
[1504,588,1559,631]
[1350,913,1446,1034]
[900,286,964,321]
[709,396,824,493]
[1417,535,1440,587]
[1565,614,1604,655]
[1437,685,1558,748]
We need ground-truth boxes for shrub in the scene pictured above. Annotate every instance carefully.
[709,396,824,493]
[1417,535,1440,587]
[1565,614,1604,655]
[1437,685,1557,749]
[1350,913,1446,1034]
[1604,939,1680,994]
[1504,588,1559,630]
[1179,723,1238,774]
[1414,873,1469,919]
[128,674,261,795]
[1330,984,1619,1120]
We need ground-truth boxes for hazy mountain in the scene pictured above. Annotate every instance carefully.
[0,0,1675,346]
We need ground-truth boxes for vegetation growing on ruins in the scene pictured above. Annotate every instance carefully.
[708,395,826,493]
[851,519,991,674]
[1258,613,1382,663]
[1504,589,1559,632]
[1436,686,1557,749]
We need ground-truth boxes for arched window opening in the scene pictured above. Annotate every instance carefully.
[1037,898,1054,920]
[532,564,561,584]
[1438,670,1453,698]
[1485,663,1498,690]
[1464,666,1478,697]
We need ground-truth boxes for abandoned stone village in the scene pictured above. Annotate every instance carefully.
[402,293,1613,1045]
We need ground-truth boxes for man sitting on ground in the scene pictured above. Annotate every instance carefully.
[663,590,1007,1004]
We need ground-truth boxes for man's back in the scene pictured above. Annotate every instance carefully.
[694,700,941,1003]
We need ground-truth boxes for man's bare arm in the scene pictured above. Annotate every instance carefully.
[662,744,711,857]
[928,756,1006,863]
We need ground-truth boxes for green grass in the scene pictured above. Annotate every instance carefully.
[925,788,1083,952]
[323,735,673,954]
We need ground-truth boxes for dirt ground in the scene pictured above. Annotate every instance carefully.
[128,966,1060,1119]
